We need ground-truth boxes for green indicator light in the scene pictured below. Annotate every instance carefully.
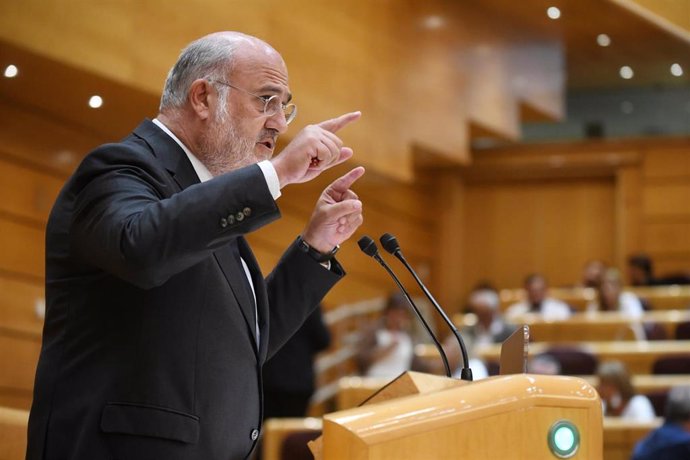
[554,426,575,451]
[548,420,580,458]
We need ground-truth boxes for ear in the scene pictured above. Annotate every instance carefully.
[188,79,213,121]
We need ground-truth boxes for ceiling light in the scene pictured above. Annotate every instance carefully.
[619,66,634,80]
[671,63,683,77]
[547,6,561,20]
[597,34,611,47]
[422,15,445,30]
[88,95,103,109]
[3,64,18,78]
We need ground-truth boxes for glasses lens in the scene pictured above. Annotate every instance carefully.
[263,96,297,125]
[284,104,297,125]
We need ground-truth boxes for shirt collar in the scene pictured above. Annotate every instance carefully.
[152,118,213,183]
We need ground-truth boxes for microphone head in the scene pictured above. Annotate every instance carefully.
[379,233,401,255]
[357,236,379,257]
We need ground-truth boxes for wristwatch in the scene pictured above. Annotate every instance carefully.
[297,236,339,263]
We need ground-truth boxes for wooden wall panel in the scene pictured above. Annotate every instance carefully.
[642,148,690,179]
[0,277,43,335]
[461,178,616,293]
[0,219,44,280]
[0,158,63,224]
[642,183,690,217]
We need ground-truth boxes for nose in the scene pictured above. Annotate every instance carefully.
[266,110,289,134]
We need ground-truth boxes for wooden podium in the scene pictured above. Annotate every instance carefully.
[312,372,602,459]
[310,328,602,459]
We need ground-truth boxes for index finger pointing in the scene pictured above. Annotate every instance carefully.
[329,166,365,195]
[317,111,361,133]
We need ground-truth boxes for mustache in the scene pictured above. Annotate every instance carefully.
[258,128,279,142]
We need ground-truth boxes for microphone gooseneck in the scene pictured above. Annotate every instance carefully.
[357,236,452,378]
[379,233,473,382]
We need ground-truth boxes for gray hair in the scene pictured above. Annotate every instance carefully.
[665,385,690,423]
[159,34,239,111]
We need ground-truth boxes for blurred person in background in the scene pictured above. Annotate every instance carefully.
[505,274,571,321]
[356,293,414,378]
[581,259,607,289]
[445,286,515,379]
[596,360,655,422]
[628,253,657,287]
[633,385,690,460]
[588,268,644,317]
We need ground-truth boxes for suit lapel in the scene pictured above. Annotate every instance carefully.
[238,237,269,360]
[214,241,259,356]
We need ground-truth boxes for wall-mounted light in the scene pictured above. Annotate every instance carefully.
[619,66,634,80]
[596,34,611,47]
[671,63,683,77]
[88,95,103,109]
[547,6,561,20]
[3,64,19,78]
[422,15,445,30]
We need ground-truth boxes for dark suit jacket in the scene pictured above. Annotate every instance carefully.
[27,120,343,460]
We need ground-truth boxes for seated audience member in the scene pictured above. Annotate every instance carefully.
[596,360,655,422]
[633,385,690,460]
[357,293,414,378]
[505,274,571,321]
[588,268,644,317]
[581,259,606,289]
[628,253,657,287]
[462,287,516,350]
[445,287,514,379]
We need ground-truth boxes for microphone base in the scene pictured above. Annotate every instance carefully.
[459,368,473,382]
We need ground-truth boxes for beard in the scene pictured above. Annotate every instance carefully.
[197,107,256,177]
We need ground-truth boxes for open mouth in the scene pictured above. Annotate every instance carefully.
[258,140,274,151]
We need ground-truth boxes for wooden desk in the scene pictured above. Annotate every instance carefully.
[473,340,690,374]
[603,417,661,460]
[262,418,322,460]
[497,285,690,312]
[505,310,690,342]
[337,375,690,412]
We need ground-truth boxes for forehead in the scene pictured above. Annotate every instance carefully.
[232,44,290,95]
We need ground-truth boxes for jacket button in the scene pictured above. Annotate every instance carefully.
[236,212,245,222]
[220,217,228,228]
[243,207,252,217]
[227,215,235,225]
[250,429,259,441]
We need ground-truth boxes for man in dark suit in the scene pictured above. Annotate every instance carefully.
[27,31,364,460]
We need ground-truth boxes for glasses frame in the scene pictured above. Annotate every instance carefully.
[208,79,297,125]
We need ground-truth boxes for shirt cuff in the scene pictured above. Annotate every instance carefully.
[257,160,281,200]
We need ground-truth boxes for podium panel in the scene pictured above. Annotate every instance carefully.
[321,374,602,459]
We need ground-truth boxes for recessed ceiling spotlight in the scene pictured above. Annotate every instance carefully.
[547,6,561,20]
[3,64,18,78]
[619,66,634,80]
[671,63,684,77]
[597,34,611,47]
[422,15,445,30]
[88,95,103,109]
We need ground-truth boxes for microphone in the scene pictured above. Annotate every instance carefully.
[380,233,473,381]
[357,236,452,378]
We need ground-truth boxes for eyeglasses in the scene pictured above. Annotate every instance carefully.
[209,79,297,125]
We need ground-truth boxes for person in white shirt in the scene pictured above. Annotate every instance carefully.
[357,293,414,378]
[505,273,571,321]
[588,268,644,318]
[597,360,656,422]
